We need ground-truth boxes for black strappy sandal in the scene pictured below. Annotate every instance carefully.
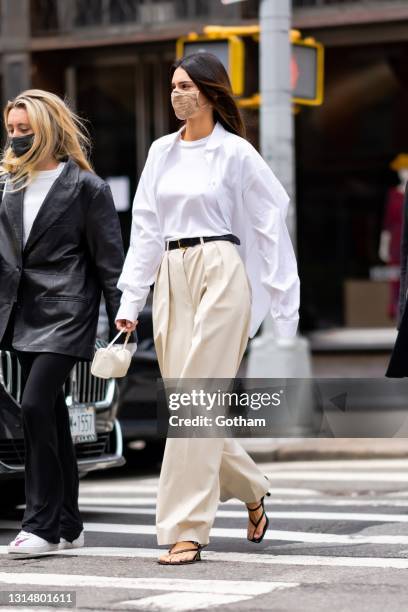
[246,491,271,543]
[158,541,202,565]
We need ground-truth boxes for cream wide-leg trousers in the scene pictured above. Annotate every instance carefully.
[152,238,271,546]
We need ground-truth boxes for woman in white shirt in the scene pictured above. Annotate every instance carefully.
[115,52,300,565]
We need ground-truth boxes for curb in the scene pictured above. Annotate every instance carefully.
[244,439,408,462]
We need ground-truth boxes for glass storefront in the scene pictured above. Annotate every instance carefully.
[296,42,408,332]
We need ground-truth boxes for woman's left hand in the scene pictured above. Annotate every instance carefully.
[115,318,138,332]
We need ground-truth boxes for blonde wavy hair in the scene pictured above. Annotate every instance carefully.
[0,89,93,189]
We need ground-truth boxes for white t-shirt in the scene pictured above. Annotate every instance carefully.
[22,162,65,248]
[1,162,66,248]
[156,134,231,241]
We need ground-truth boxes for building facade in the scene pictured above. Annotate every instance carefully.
[1,0,407,333]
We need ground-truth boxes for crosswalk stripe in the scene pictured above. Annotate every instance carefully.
[118,587,294,611]
[119,593,254,610]
[0,572,298,595]
[77,505,408,523]
[78,497,158,505]
[78,472,408,484]
[114,589,253,612]
[263,472,408,482]
[78,485,321,496]
[1,520,408,545]
[261,459,408,470]
[76,496,408,508]
[1,546,408,569]
[79,485,158,494]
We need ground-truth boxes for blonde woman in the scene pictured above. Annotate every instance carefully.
[0,90,129,554]
[115,53,300,565]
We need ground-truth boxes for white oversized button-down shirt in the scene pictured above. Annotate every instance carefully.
[115,121,300,339]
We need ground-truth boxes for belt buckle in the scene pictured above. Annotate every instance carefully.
[178,239,187,252]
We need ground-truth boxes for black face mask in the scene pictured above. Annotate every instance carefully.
[9,133,34,157]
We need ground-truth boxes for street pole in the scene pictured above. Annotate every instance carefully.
[260,0,295,244]
[0,0,31,107]
[246,0,312,379]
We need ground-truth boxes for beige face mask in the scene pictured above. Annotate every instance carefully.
[171,89,209,120]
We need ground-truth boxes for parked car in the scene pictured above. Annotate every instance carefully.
[0,338,125,508]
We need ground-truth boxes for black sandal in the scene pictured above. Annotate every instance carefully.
[158,541,202,565]
[246,492,271,543]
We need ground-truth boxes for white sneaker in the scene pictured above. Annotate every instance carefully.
[59,530,85,550]
[8,530,59,554]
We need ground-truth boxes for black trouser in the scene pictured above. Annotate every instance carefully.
[15,350,83,544]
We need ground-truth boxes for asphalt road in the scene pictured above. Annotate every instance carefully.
[1,456,408,611]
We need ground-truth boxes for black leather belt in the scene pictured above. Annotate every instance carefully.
[166,233,240,251]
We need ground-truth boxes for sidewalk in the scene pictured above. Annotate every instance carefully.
[240,349,403,461]
[242,438,408,461]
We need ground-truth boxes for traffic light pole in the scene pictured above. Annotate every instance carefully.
[260,0,295,243]
[246,0,312,380]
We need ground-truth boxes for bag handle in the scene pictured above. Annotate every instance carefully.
[107,328,132,349]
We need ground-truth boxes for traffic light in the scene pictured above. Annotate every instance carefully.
[291,30,324,106]
[176,25,324,107]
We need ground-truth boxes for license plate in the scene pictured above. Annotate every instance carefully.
[69,406,97,443]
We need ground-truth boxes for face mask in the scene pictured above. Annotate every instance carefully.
[10,133,34,157]
[171,89,209,120]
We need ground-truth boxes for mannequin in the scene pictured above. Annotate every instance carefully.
[379,154,408,320]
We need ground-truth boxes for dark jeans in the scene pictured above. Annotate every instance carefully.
[15,350,83,544]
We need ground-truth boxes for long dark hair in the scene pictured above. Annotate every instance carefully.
[170,52,246,139]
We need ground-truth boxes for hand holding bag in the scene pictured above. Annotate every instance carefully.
[91,329,133,379]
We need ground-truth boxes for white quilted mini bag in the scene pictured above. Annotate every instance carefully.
[91,329,133,379]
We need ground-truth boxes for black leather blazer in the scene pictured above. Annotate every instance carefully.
[0,157,136,361]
